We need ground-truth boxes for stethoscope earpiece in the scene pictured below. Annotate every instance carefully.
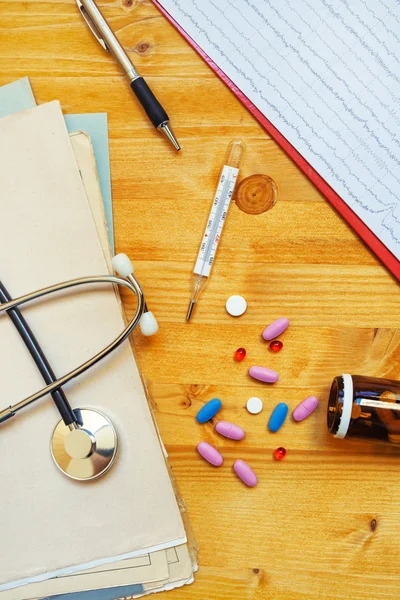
[112,254,159,337]
[111,253,134,277]
[140,311,159,336]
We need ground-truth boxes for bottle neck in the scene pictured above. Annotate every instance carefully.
[328,375,353,438]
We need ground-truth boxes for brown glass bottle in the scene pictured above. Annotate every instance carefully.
[328,374,400,444]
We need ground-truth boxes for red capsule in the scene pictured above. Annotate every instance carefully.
[270,340,283,352]
[273,447,286,461]
[235,347,246,362]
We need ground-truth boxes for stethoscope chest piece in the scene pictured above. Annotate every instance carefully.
[51,408,118,481]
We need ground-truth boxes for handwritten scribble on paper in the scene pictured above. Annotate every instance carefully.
[158,0,400,260]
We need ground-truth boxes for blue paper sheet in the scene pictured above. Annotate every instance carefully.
[43,584,144,600]
[0,77,36,118]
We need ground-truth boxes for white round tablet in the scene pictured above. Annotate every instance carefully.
[226,295,247,317]
[246,397,263,414]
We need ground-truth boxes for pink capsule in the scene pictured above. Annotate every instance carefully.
[249,366,279,383]
[233,459,258,487]
[215,421,245,440]
[292,396,319,422]
[262,317,289,341]
[197,442,223,466]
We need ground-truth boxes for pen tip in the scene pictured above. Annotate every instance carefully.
[159,123,181,151]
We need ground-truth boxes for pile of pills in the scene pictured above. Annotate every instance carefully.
[247,317,289,383]
[196,398,257,487]
[195,316,319,487]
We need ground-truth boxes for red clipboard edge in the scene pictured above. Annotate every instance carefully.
[152,0,400,282]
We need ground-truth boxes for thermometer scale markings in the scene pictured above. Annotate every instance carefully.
[194,165,239,277]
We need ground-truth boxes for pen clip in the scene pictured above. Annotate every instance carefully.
[76,0,109,52]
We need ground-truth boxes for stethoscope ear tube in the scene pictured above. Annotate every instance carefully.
[0,273,145,423]
[0,280,78,426]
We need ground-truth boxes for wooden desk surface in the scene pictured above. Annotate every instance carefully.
[2,1,400,598]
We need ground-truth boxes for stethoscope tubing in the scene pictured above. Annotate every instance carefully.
[0,281,77,425]
[0,273,144,422]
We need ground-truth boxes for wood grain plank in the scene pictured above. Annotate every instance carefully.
[114,200,376,264]
[124,263,400,326]
[2,0,400,598]
[132,325,398,384]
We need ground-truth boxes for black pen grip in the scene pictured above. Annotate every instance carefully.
[130,77,169,129]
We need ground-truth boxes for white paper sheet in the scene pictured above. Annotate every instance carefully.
[158,0,400,259]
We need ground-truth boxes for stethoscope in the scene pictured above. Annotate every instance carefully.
[0,254,158,482]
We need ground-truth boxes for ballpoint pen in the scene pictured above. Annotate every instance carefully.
[76,0,180,151]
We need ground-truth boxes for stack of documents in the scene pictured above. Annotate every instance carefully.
[0,78,196,600]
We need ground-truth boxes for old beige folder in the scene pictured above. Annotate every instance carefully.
[0,102,186,592]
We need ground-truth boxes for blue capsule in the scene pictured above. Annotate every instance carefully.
[196,398,222,423]
[268,402,288,432]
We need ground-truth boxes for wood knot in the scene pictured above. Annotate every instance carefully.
[235,174,278,215]
[134,41,152,55]
[187,384,204,398]
[252,568,268,587]
[370,518,377,531]
[181,397,192,408]
[122,0,134,7]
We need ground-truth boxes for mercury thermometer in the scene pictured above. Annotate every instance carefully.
[186,140,245,321]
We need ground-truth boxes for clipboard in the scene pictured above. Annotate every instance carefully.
[152,0,400,282]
